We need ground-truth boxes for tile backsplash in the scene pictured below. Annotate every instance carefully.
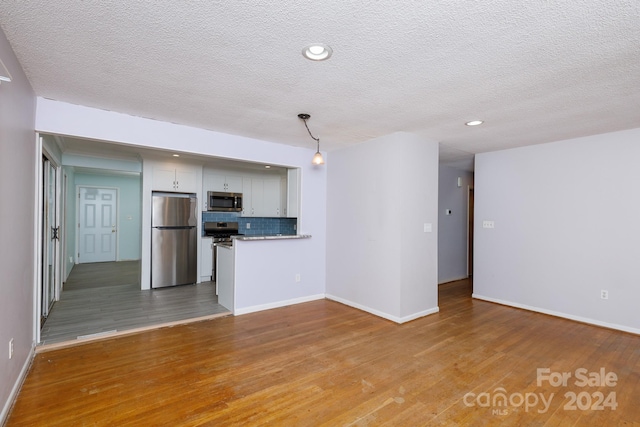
[202,212,297,236]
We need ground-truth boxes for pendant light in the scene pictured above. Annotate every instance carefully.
[298,113,324,165]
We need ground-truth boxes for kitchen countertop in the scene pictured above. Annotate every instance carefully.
[234,234,311,241]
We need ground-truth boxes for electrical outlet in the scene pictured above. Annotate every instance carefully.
[9,338,13,359]
[69,256,73,263]
[246,223,251,229]
[601,290,608,300]
[295,274,301,283]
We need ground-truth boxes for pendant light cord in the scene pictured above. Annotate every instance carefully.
[301,118,320,143]
[298,113,324,164]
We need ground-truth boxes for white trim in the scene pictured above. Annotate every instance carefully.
[466,185,471,277]
[55,165,62,301]
[326,294,439,324]
[397,306,440,324]
[0,343,35,425]
[34,136,43,344]
[61,172,69,282]
[234,294,325,315]
[472,293,640,335]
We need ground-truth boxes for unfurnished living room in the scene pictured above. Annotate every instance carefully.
[1,2,639,426]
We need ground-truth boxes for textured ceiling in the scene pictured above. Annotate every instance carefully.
[1,1,639,167]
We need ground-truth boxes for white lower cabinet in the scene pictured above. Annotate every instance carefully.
[200,237,213,282]
[217,246,234,311]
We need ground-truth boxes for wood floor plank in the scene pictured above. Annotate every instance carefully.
[8,280,640,425]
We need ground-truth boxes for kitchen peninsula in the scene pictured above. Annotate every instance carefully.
[217,234,315,315]
[235,234,311,241]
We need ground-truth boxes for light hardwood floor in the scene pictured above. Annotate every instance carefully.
[10,280,640,425]
[40,261,230,346]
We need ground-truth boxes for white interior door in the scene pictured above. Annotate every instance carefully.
[78,187,118,263]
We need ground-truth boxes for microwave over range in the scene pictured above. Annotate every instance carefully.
[207,191,243,212]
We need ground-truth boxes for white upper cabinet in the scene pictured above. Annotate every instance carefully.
[152,164,198,192]
[241,177,253,216]
[242,177,281,217]
[262,178,281,217]
[286,168,300,218]
[209,174,243,193]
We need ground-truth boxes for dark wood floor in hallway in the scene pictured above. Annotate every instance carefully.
[9,280,640,426]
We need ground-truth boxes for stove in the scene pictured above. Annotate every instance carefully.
[204,221,243,246]
[204,221,244,287]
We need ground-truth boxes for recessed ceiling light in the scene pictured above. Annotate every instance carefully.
[265,165,271,169]
[302,44,333,61]
[172,154,180,157]
[465,120,484,126]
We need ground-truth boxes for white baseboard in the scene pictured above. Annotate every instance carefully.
[234,294,326,315]
[326,294,439,324]
[472,293,640,335]
[1,342,35,425]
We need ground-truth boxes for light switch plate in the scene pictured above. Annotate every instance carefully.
[482,220,495,229]
[424,223,432,232]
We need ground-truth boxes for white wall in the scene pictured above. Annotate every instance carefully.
[35,98,326,299]
[474,127,640,333]
[234,238,324,314]
[63,166,76,279]
[438,165,473,283]
[326,132,439,322]
[0,29,36,423]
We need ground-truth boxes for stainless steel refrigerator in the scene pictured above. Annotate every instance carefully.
[151,192,197,288]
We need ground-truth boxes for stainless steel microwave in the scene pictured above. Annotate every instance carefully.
[207,191,243,212]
